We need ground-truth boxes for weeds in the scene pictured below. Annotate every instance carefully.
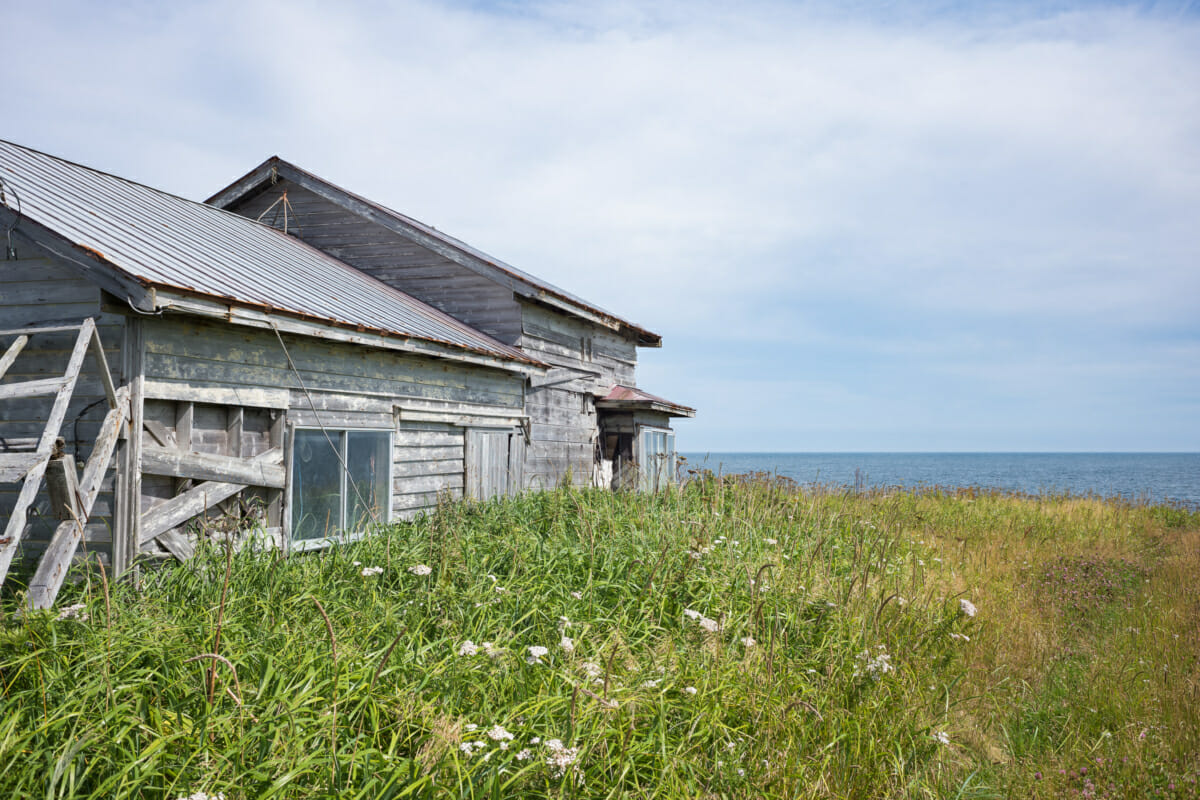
[0,480,1196,798]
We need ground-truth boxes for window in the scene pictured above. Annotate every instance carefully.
[291,428,391,544]
[637,426,676,491]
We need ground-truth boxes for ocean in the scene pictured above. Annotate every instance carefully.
[679,452,1200,509]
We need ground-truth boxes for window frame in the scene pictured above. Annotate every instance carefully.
[636,425,676,492]
[288,426,393,550]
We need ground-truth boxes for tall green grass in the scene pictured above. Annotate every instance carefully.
[1,478,1197,798]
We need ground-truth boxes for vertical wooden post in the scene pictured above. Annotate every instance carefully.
[113,317,144,578]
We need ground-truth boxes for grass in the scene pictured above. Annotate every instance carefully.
[1,476,1197,798]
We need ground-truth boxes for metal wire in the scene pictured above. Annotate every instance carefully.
[269,320,380,533]
[0,175,21,260]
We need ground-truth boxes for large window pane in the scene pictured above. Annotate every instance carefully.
[347,431,390,531]
[292,429,343,541]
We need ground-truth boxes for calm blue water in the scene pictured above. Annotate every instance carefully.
[680,453,1200,508]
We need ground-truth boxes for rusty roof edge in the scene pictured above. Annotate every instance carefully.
[206,158,664,346]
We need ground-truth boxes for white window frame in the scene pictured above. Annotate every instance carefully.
[636,425,676,492]
[288,426,393,550]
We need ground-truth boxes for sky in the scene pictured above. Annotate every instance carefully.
[4,0,1198,452]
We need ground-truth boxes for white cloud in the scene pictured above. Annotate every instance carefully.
[4,0,1198,449]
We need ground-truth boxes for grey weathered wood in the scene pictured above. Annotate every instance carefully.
[0,452,46,483]
[143,419,172,447]
[44,454,80,520]
[138,448,282,545]
[0,377,69,401]
[139,480,247,544]
[0,335,29,381]
[113,317,143,577]
[140,445,285,488]
[88,323,118,408]
[25,389,128,609]
[155,528,194,561]
[142,379,290,410]
[0,320,95,584]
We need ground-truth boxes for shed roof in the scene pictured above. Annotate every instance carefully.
[596,385,695,418]
[0,140,539,368]
[206,158,663,347]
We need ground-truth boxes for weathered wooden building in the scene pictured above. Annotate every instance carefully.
[0,140,691,607]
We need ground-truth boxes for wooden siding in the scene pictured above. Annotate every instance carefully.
[0,258,124,567]
[140,315,524,537]
[226,181,524,345]
[518,300,640,489]
[394,421,463,518]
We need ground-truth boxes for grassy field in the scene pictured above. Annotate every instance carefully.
[1,476,1197,799]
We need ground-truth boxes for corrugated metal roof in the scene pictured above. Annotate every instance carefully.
[0,140,538,366]
[207,158,663,346]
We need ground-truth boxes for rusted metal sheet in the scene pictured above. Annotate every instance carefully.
[0,140,537,366]
[596,384,695,418]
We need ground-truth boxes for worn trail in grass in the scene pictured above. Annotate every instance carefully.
[1,479,1197,799]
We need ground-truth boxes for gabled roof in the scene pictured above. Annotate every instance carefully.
[596,385,695,418]
[206,158,663,347]
[0,140,540,369]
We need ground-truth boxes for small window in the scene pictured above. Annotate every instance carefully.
[291,428,391,544]
[637,426,676,491]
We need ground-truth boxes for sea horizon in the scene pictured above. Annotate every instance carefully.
[679,451,1200,508]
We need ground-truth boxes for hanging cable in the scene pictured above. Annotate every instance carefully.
[270,319,379,527]
[1,175,21,260]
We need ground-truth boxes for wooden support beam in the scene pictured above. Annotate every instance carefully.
[113,318,143,578]
[0,335,29,382]
[0,452,47,483]
[25,389,129,609]
[138,449,284,547]
[0,377,69,401]
[140,445,284,488]
[44,454,81,520]
[138,480,248,545]
[88,324,118,408]
[0,320,95,585]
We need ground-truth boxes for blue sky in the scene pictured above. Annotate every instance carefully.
[5,0,1198,451]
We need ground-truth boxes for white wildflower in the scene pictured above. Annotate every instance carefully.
[458,640,479,656]
[544,739,580,778]
[530,736,541,745]
[765,537,778,545]
[854,647,894,680]
[741,636,756,647]
[959,598,977,618]
[483,641,503,659]
[408,564,432,576]
[698,617,720,633]
[642,679,661,688]
[933,731,950,746]
[464,723,479,732]
[949,632,970,642]
[56,603,88,622]
[683,609,702,620]
[459,742,474,755]
[582,661,603,679]
[361,566,384,577]
[177,793,226,800]
[559,636,574,654]
[684,686,697,695]
[516,748,532,761]
[570,591,582,599]
[352,561,362,566]
[527,645,549,664]
[487,725,514,742]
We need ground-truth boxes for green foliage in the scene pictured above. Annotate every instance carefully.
[0,482,1196,799]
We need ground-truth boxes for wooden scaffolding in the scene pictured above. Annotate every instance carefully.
[0,319,128,609]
